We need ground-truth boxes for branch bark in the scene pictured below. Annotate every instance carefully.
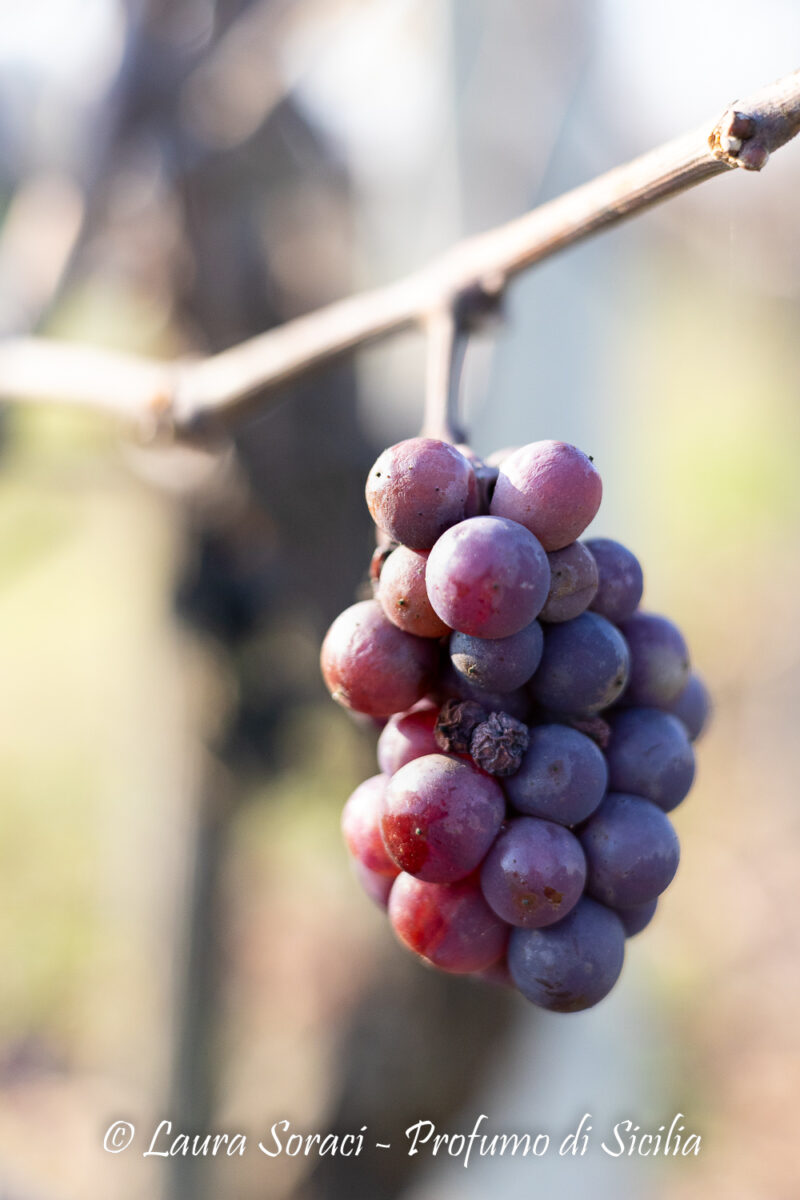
[2,67,800,437]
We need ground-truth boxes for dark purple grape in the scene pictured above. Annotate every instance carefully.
[528,612,630,715]
[613,898,657,938]
[505,723,608,825]
[377,546,451,638]
[585,538,644,623]
[480,817,586,929]
[382,754,505,883]
[388,874,509,973]
[341,774,397,875]
[449,620,543,692]
[490,441,602,551]
[321,600,438,717]
[620,613,690,707]
[539,542,599,623]
[377,704,439,775]
[580,793,680,908]
[664,673,711,742]
[508,898,625,1012]
[366,438,477,550]
[426,516,550,638]
[606,707,695,813]
[351,858,398,908]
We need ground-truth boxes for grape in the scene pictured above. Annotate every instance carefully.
[377,704,439,775]
[426,516,550,638]
[382,754,505,883]
[614,898,657,938]
[341,774,397,875]
[584,538,644,623]
[606,707,695,812]
[388,874,509,973]
[469,711,529,777]
[528,611,630,715]
[434,699,487,754]
[378,546,451,638]
[620,612,690,707]
[455,444,498,512]
[449,620,543,692]
[505,724,608,825]
[321,599,438,717]
[480,817,586,928]
[366,437,477,550]
[490,441,602,551]
[351,858,398,908]
[539,542,599,623]
[508,898,625,1012]
[580,793,680,908]
[664,673,711,742]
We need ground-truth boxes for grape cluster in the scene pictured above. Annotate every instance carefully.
[322,437,710,1013]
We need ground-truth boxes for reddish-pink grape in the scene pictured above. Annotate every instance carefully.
[539,542,599,623]
[480,816,586,928]
[366,437,477,550]
[426,516,550,638]
[377,704,439,775]
[490,441,602,551]
[382,754,505,883]
[341,773,397,875]
[388,873,509,973]
[378,546,451,638]
[321,599,438,717]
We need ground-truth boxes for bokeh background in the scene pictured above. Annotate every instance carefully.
[0,2,799,1198]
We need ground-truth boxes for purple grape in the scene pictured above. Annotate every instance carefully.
[664,673,711,742]
[508,898,625,1012]
[580,793,680,908]
[378,546,451,638]
[350,858,397,908]
[539,542,599,623]
[388,874,509,973]
[449,620,544,692]
[366,437,477,550]
[377,704,439,775]
[528,612,630,715]
[505,724,608,825]
[426,516,550,639]
[341,774,397,875]
[382,754,505,883]
[613,898,658,938]
[606,707,695,813]
[585,538,644,624]
[620,613,690,707]
[321,600,438,717]
[490,440,602,551]
[480,817,586,929]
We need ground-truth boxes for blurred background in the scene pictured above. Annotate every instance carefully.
[0,1,799,1197]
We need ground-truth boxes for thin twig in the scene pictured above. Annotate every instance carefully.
[1,67,799,435]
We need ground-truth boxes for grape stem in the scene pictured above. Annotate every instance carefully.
[421,304,467,445]
[2,67,800,438]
